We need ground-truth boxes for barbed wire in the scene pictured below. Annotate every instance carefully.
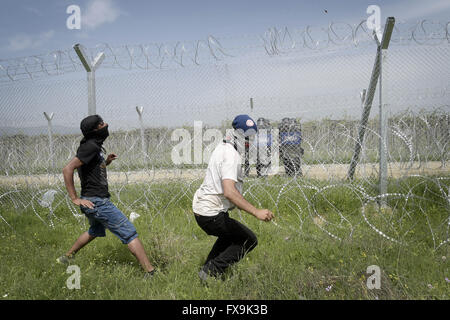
[0,17,448,252]
[0,109,448,248]
[0,19,449,83]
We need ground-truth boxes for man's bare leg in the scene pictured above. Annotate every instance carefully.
[128,237,155,272]
[66,231,96,257]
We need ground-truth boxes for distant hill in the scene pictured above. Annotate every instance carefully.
[0,126,81,136]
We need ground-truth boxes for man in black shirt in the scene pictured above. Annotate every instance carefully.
[59,115,156,278]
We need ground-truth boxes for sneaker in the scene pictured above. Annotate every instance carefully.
[144,269,157,280]
[198,264,214,282]
[198,269,209,282]
[199,264,225,282]
[56,254,74,265]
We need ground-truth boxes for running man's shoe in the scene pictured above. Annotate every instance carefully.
[144,269,157,280]
[198,269,209,282]
[56,254,74,265]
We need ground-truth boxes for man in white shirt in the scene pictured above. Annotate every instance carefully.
[193,114,274,281]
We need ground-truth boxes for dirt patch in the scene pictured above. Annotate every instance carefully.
[0,161,447,187]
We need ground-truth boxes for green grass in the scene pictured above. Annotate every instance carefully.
[0,176,448,300]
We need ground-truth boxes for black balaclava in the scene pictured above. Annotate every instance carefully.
[80,115,109,148]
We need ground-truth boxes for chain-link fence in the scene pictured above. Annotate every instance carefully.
[0,19,449,249]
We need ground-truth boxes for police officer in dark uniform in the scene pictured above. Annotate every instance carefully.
[278,117,304,176]
[256,117,272,177]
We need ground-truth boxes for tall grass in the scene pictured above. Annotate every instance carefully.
[0,177,448,300]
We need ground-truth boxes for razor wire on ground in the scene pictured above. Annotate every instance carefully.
[0,108,448,249]
[0,18,449,252]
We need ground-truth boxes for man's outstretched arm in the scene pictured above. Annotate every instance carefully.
[62,157,94,209]
[222,179,274,222]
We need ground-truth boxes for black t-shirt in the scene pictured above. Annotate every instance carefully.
[76,140,110,198]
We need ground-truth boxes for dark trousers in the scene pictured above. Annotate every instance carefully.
[195,211,258,276]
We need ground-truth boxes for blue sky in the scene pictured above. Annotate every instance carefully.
[0,0,449,132]
[1,0,450,59]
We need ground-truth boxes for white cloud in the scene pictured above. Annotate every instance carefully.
[6,30,55,52]
[82,0,122,29]
[23,6,44,17]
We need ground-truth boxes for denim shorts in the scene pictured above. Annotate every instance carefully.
[80,196,138,244]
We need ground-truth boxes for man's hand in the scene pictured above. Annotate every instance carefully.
[254,208,274,222]
[106,153,118,165]
[72,198,95,209]
[222,179,275,222]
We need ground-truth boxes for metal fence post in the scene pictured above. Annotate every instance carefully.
[347,40,382,181]
[347,17,395,190]
[379,48,388,202]
[245,97,254,176]
[379,18,395,205]
[136,106,146,164]
[347,89,367,180]
[87,71,96,116]
[73,44,105,116]
[43,112,54,170]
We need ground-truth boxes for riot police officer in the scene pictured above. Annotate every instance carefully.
[256,117,272,177]
[278,117,304,176]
